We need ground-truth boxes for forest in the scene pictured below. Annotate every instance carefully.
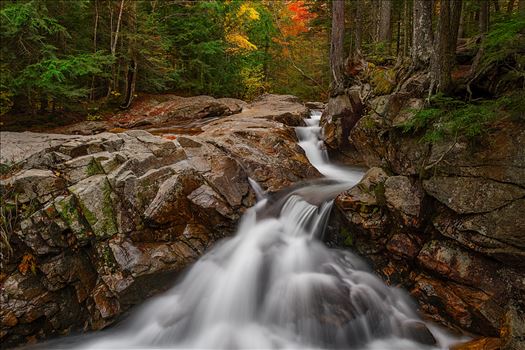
[1,1,525,350]
[1,0,522,120]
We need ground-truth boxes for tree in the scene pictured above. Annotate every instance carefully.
[378,0,393,54]
[430,0,463,93]
[411,0,433,69]
[330,0,345,93]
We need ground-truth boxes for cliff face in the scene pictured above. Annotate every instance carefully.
[0,94,319,348]
[322,91,525,349]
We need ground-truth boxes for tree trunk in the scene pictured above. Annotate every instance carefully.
[90,0,99,101]
[379,0,393,54]
[506,0,516,13]
[355,0,363,53]
[479,0,489,34]
[493,0,501,12]
[330,0,345,93]
[396,16,401,57]
[458,7,465,38]
[431,0,462,93]
[402,0,411,57]
[111,0,125,55]
[411,0,433,69]
[122,1,137,109]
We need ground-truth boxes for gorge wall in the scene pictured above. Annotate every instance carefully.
[322,88,525,350]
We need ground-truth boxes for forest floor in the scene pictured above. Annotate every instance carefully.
[0,94,217,135]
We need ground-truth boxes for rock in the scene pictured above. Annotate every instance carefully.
[320,88,365,164]
[69,176,119,239]
[428,123,525,186]
[423,177,525,214]
[384,176,423,227]
[0,94,319,347]
[305,101,326,110]
[386,233,421,259]
[111,95,247,129]
[239,94,309,126]
[0,132,79,166]
[401,320,436,346]
[0,169,65,204]
[143,170,203,226]
[335,168,390,246]
[450,337,503,350]
[433,201,525,266]
[411,275,503,336]
[417,240,507,297]
[328,87,525,346]
[109,237,197,278]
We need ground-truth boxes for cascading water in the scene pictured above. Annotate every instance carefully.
[49,110,462,349]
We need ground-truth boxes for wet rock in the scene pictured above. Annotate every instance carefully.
[305,101,326,110]
[401,320,436,346]
[386,233,421,259]
[335,168,390,246]
[411,275,503,335]
[109,237,197,278]
[329,87,525,346]
[423,177,525,214]
[450,337,503,350]
[320,88,365,164]
[417,240,506,297]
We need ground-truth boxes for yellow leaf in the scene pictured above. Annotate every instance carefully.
[238,3,260,21]
[226,33,258,51]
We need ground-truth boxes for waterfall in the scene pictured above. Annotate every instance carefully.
[52,110,461,349]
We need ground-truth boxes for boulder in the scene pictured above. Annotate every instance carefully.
[423,177,525,214]
[320,88,365,164]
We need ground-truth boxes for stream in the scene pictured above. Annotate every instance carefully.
[47,111,461,349]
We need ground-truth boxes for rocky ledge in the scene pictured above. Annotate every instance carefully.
[323,90,525,349]
[0,94,318,347]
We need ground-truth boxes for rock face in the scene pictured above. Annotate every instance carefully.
[325,90,525,349]
[320,87,366,164]
[0,94,318,347]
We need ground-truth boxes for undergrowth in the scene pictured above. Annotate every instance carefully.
[400,91,524,143]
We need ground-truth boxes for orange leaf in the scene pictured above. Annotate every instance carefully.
[18,254,37,276]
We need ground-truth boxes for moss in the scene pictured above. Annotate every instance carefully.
[361,116,378,130]
[101,180,118,236]
[86,157,104,177]
[101,244,117,271]
[370,68,396,95]
[399,91,524,142]
[373,182,386,207]
[340,227,354,247]
[77,198,97,228]
[56,196,89,241]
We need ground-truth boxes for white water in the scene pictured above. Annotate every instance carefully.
[55,110,462,349]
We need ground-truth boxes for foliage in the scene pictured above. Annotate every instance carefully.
[401,91,525,142]
[480,15,525,70]
[18,253,37,275]
[0,0,329,116]
[465,14,525,96]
